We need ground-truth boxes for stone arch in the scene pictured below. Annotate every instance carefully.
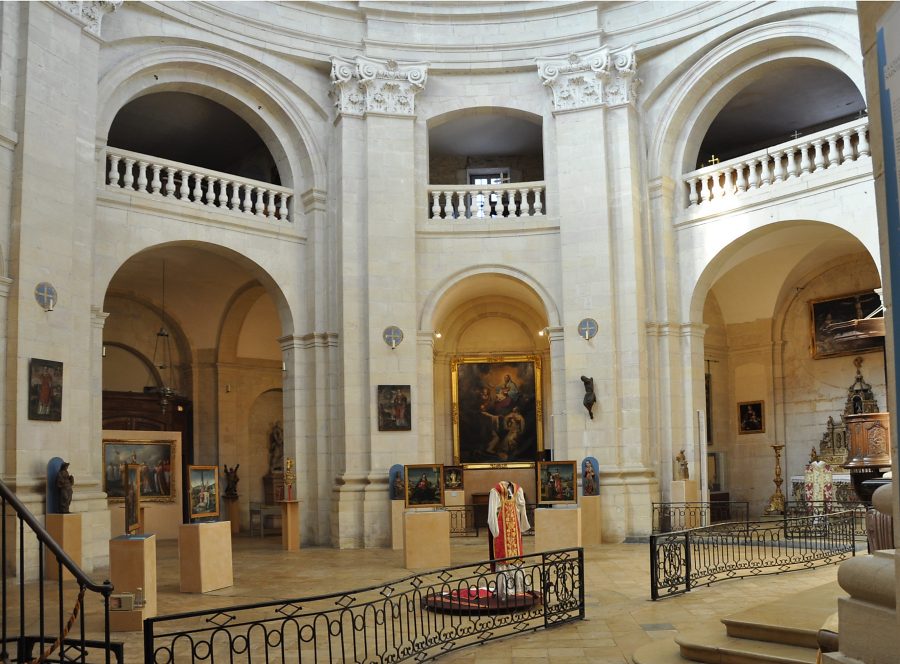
[649,19,865,182]
[96,44,328,194]
[425,106,543,130]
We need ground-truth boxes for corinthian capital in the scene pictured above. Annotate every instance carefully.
[536,48,611,112]
[604,46,639,107]
[330,57,366,117]
[356,57,428,117]
[53,0,122,36]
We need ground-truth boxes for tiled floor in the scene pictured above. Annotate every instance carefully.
[90,533,843,663]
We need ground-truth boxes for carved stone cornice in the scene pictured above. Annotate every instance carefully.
[536,45,638,112]
[52,0,122,36]
[330,56,428,119]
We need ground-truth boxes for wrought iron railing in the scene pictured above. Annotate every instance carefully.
[650,511,856,600]
[144,547,584,663]
[1,477,120,663]
[448,504,538,537]
[651,501,750,533]
[783,500,869,538]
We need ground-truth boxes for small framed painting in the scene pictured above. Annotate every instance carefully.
[537,460,577,505]
[810,290,884,359]
[737,401,765,434]
[28,358,63,421]
[188,465,219,520]
[404,464,444,508]
[443,465,464,490]
[124,464,141,535]
[377,385,412,431]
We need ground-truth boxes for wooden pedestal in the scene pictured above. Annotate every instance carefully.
[179,522,234,593]
[391,500,405,550]
[45,513,82,581]
[109,534,156,632]
[534,507,582,552]
[404,510,450,569]
[225,498,240,535]
[280,500,300,551]
[580,496,602,546]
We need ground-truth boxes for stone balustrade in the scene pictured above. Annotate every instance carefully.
[106,147,293,222]
[683,118,869,208]
[427,181,545,220]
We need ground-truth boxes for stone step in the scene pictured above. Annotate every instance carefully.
[675,629,819,664]
[631,636,688,664]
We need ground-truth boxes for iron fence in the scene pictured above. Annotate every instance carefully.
[782,500,868,538]
[144,547,584,663]
[650,510,856,600]
[1,478,120,663]
[651,501,750,533]
[448,504,537,537]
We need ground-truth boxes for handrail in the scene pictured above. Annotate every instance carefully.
[0,479,112,595]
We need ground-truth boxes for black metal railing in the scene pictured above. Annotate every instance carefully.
[448,504,537,537]
[651,501,750,533]
[783,500,869,538]
[1,477,120,663]
[650,510,856,600]
[144,547,584,663]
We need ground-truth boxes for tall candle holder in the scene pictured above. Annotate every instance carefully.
[283,457,295,502]
[764,444,785,515]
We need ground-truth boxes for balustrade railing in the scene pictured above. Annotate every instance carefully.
[650,511,856,600]
[105,147,293,222]
[1,477,121,663]
[144,547,584,663]
[427,181,545,220]
[651,501,749,534]
[683,118,869,209]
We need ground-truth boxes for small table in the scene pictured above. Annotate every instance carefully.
[249,503,281,537]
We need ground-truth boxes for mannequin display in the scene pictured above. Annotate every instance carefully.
[487,480,530,599]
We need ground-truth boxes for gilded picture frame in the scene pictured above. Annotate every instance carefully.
[124,464,141,535]
[188,465,219,520]
[537,460,577,505]
[404,464,444,508]
[103,439,176,502]
[451,354,543,468]
[809,290,885,359]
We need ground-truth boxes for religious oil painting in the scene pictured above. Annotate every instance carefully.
[377,385,411,431]
[404,463,444,508]
[389,464,405,500]
[443,465,464,490]
[451,355,543,466]
[103,440,176,502]
[28,358,63,421]
[188,465,219,520]
[737,401,765,435]
[124,464,141,535]
[810,290,884,359]
[538,460,577,505]
[582,457,599,497]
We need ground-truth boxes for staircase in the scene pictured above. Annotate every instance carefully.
[632,581,844,664]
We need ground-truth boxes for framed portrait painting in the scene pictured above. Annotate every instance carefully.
[443,465,464,490]
[377,385,411,431]
[404,464,444,508]
[451,355,543,467]
[124,464,141,535]
[737,401,765,434]
[188,465,219,520]
[103,440,176,502]
[28,358,63,421]
[537,460,577,505]
[810,290,884,359]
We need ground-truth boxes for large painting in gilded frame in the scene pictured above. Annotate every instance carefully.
[810,290,885,359]
[103,439,176,502]
[451,354,543,467]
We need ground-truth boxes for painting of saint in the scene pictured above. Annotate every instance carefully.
[377,385,412,431]
[28,359,63,421]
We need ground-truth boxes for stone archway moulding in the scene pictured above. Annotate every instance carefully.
[419,265,561,332]
[424,105,544,130]
[96,45,328,192]
[649,19,865,182]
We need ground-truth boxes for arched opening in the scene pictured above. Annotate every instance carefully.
[695,222,883,516]
[108,91,282,185]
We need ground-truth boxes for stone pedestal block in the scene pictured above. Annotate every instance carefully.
[580,496,602,545]
[225,498,240,535]
[281,500,300,551]
[391,500,405,550]
[45,513,82,581]
[534,507,582,552]
[671,480,699,503]
[109,535,156,632]
[179,522,234,593]
[404,510,450,569]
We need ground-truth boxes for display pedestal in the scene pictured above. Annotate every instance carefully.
[671,480,701,528]
[225,498,240,535]
[444,491,465,507]
[580,496,602,546]
[280,500,300,551]
[45,513,82,581]
[109,535,156,632]
[179,522,234,593]
[534,507,581,552]
[391,500,405,550]
[404,510,450,569]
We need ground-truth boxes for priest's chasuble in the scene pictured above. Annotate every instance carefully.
[488,481,528,560]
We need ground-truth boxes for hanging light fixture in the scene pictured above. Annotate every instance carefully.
[147,260,177,413]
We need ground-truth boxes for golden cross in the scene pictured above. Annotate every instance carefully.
[707,155,720,165]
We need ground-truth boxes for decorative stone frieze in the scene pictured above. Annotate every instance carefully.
[536,46,638,112]
[330,56,428,118]
[52,0,122,36]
